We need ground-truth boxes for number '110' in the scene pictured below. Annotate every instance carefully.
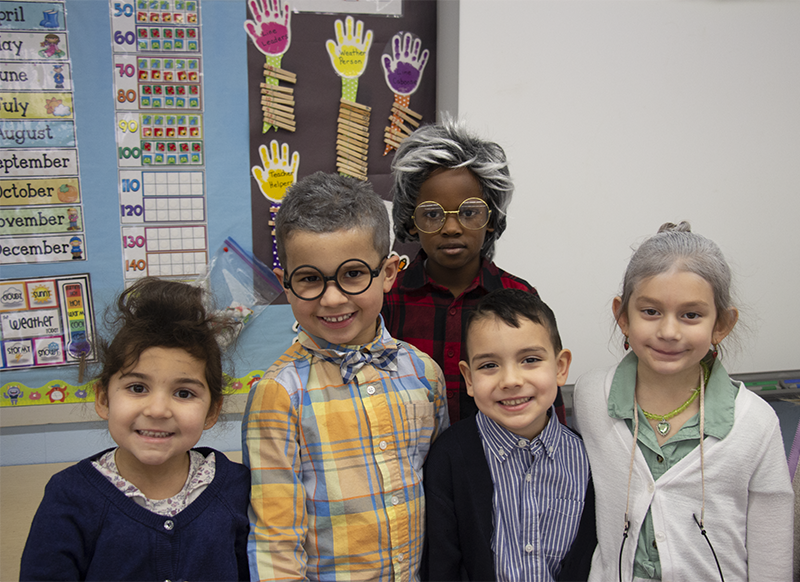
[121,179,140,192]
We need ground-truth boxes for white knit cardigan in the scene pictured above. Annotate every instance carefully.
[573,365,793,582]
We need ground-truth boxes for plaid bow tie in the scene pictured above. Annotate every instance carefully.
[314,344,399,384]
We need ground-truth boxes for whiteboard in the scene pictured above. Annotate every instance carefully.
[456,0,800,379]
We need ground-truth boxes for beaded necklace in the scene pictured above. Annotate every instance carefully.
[640,361,711,437]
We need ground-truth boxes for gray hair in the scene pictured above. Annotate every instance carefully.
[391,118,513,260]
[274,172,390,267]
[616,222,736,333]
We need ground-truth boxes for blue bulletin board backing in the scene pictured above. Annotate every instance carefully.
[1,0,296,410]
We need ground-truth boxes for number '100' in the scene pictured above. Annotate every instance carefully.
[119,147,141,159]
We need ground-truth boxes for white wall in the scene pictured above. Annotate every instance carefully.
[456,0,800,379]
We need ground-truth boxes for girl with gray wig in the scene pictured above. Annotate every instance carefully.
[391,118,513,260]
[615,221,738,340]
[572,221,792,582]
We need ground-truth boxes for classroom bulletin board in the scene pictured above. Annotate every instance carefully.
[1,0,436,410]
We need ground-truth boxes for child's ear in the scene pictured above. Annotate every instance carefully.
[204,400,222,430]
[612,296,628,336]
[712,307,739,345]
[95,385,110,420]
[272,267,284,282]
[459,360,475,397]
[555,349,572,387]
[381,254,400,292]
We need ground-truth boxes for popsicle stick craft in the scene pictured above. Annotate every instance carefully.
[381,32,428,154]
[245,0,296,133]
[326,16,373,181]
[250,140,300,267]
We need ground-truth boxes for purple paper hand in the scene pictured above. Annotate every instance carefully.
[244,0,291,56]
[381,32,429,96]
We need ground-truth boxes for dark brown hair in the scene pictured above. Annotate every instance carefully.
[463,288,563,361]
[95,278,232,409]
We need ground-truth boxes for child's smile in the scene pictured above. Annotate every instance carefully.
[616,268,731,387]
[95,347,219,486]
[277,228,399,347]
[460,315,570,441]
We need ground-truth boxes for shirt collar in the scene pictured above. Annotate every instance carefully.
[476,407,561,462]
[607,351,736,439]
[397,250,502,295]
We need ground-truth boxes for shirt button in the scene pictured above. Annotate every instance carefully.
[398,553,404,562]
[648,484,655,493]
[391,496,400,506]
[379,440,388,450]
[656,532,665,541]
[525,473,532,482]
[657,455,664,463]
[447,349,454,357]
[517,439,527,448]
[497,448,506,457]
[449,308,457,316]
[525,543,534,553]
[367,385,376,395]
[163,520,174,530]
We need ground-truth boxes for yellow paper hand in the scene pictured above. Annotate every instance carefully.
[326,15,373,79]
[251,140,299,202]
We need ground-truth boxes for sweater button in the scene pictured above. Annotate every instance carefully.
[163,520,174,530]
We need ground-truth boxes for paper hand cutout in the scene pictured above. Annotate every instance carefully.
[251,140,299,202]
[244,0,291,56]
[326,15,373,79]
[381,32,428,96]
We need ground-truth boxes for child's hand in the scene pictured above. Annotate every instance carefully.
[251,140,299,202]
[244,0,291,56]
[326,16,373,79]
[381,32,429,96]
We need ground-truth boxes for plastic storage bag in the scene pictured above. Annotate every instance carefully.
[196,236,284,346]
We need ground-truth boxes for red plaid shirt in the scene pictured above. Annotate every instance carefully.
[382,251,566,424]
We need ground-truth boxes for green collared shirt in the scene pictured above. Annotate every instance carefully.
[607,351,737,580]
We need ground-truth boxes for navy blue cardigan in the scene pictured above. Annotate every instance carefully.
[421,414,596,582]
[20,447,250,581]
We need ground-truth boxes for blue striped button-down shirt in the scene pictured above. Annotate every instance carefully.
[476,409,590,581]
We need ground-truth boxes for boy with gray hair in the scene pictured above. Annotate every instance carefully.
[243,171,448,581]
[382,119,566,424]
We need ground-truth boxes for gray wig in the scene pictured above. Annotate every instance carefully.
[616,222,736,332]
[391,118,513,260]
[274,172,390,267]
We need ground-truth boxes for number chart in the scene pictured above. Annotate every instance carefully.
[110,0,207,282]
[119,170,205,224]
[113,54,202,110]
[121,224,207,280]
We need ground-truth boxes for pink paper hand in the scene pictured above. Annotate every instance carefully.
[244,0,291,56]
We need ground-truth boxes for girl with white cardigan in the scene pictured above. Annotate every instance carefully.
[573,222,792,582]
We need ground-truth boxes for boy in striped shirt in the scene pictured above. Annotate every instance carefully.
[422,289,595,581]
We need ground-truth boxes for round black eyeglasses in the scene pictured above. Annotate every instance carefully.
[283,257,387,301]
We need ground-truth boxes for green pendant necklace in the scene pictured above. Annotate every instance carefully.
[641,362,711,437]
